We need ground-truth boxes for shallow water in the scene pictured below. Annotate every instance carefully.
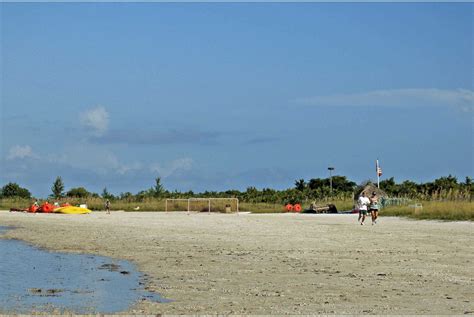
[0,226,169,314]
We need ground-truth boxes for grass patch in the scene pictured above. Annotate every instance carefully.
[0,197,167,212]
[2,197,471,221]
[245,199,354,213]
[240,202,283,213]
[381,200,473,221]
[0,197,31,210]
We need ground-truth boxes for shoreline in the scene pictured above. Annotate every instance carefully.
[0,211,473,314]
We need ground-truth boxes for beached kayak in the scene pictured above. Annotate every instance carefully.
[53,206,91,214]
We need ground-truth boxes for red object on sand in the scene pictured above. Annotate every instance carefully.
[294,204,302,212]
[39,203,54,213]
[285,204,293,212]
[28,205,38,213]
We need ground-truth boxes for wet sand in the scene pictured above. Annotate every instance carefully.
[0,211,472,314]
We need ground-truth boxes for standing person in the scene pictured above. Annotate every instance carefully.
[357,192,370,225]
[105,199,110,214]
[369,191,379,225]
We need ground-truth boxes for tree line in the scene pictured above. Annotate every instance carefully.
[1,175,472,203]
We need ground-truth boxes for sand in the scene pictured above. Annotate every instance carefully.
[0,211,472,315]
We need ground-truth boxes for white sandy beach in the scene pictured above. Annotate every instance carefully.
[0,211,472,314]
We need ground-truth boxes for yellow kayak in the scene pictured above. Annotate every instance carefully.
[53,206,91,214]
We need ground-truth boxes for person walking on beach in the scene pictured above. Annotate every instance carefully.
[105,199,110,214]
[357,192,370,225]
[369,191,379,225]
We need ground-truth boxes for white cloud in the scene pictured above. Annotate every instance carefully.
[51,145,117,174]
[48,143,141,176]
[294,88,474,111]
[5,140,174,179]
[150,158,194,178]
[7,145,38,160]
[80,106,109,136]
[116,162,143,175]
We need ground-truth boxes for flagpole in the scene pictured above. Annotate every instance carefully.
[376,159,380,188]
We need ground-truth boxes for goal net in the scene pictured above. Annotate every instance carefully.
[165,198,239,213]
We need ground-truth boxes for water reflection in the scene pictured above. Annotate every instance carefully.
[0,227,169,313]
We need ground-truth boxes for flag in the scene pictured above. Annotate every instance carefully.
[376,160,382,177]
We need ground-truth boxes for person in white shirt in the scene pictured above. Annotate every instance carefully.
[357,192,370,225]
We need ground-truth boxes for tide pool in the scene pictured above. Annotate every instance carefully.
[0,226,169,313]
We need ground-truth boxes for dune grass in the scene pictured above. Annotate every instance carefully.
[0,197,32,210]
[1,197,354,213]
[239,202,283,213]
[381,200,473,221]
[242,199,355,213]
[1,197,472,221]
[0,197,164,212]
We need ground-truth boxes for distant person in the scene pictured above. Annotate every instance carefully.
[357,192,370,225]
[105,199,110,214]
[33,200,39,207]
[369,191,379,225]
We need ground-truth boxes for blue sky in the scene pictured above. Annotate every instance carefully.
[1,3,472,197]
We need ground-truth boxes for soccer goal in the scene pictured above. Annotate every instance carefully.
[165,198,239,213]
